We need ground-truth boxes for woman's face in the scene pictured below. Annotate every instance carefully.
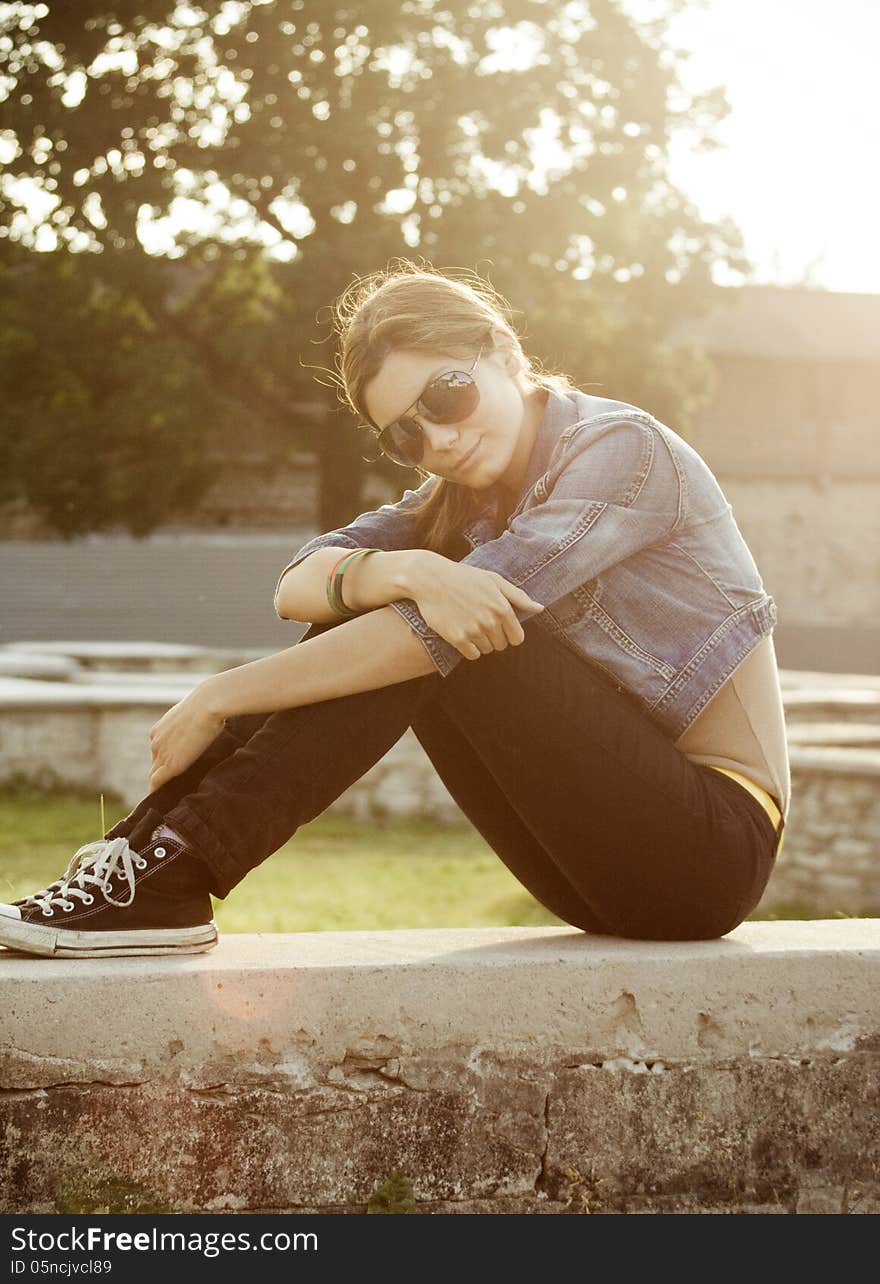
[362,332,548,500]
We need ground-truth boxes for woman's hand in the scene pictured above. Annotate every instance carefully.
[409,553,545,660]
[147,687,226,792]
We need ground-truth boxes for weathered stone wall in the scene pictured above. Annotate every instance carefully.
[765,751,880,914]
[1,923,878,1214]
[719,477,880,629]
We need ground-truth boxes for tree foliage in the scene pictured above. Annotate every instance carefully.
[0,0,747,537]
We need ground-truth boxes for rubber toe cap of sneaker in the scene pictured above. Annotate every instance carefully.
[0,903,22,919]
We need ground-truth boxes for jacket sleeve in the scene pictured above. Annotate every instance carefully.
[388,418,682,676]
[273,474,440,614]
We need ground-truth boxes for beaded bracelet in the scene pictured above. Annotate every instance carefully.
[325,548,382,618]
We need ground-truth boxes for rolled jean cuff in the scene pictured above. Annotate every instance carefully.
[387,598,460,676]
[161,801,243,900]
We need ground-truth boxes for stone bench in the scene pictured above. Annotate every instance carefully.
[1,920,878,1214]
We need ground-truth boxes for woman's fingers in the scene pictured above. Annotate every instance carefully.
[463,633,493,657]
[465,585,545,656]
[496,584,542,647]
[415,563,545,659]
[471,613,519,655]
[508,584,544,614]
[501,613,526,647]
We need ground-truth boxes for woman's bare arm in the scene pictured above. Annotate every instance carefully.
[275,547,428,622]
[195,536,544,721]
[198,604,438,720]
[277,545,542,655]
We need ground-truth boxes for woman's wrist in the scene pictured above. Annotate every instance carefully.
[194,672,233,723]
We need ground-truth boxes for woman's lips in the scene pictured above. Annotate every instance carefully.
[456,438,481,472]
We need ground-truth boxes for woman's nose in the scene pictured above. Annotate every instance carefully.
[419,418,461,456]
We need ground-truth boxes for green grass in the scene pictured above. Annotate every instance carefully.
[0,780,866,932]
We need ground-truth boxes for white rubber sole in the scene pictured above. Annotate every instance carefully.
[0,913,219,958]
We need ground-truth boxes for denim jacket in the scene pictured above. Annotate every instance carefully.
[275,386,778,740]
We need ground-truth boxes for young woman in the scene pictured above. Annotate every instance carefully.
[0,263,789,958]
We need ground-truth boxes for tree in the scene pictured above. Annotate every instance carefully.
[0,243,244,536]
[0,0,748,537]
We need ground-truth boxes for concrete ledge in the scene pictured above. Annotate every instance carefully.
[0,653,79,681]
[1,640,267,672]
[2,922,879,1214]
[788,723,880,747]
[780,671,880,691]
[784,689,880,721]
[788,745,880,775]
[0,675,200,707]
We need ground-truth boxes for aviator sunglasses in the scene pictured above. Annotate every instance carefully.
[366,344,485,468]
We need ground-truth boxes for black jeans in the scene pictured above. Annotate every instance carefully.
[106,616,781,941]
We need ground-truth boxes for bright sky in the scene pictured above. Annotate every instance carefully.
[662,0,880,293]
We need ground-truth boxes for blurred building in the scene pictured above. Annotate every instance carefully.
[669,285,880,673]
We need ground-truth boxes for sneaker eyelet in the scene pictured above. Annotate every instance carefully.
[154,846,167,858]
[62,902,75,913]
[42,908,55,917]
[82,893,95,905]
[135,858,148,869]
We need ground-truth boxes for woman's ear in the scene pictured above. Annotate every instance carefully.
[488,327,522,374]
[506,348,529,379]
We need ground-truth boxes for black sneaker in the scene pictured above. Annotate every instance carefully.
[0,823,218,958]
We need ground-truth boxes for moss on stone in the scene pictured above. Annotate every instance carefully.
[366,1169,417,1214]
[57,1171,173,1215]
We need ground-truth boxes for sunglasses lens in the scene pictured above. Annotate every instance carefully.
[419,370,480,423]
[383,418,424,466]
[377,367,481,467]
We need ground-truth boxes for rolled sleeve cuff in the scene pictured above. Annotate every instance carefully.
[387,598,463,677]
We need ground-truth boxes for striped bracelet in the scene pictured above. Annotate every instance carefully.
[325,548,382,618]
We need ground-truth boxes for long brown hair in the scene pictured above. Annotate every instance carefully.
[330,259,578,555]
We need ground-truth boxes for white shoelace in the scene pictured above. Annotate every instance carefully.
[22,836,155,917]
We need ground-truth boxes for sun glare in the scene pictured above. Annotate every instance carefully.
[663,0,879,293]
[2,2,876,292]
